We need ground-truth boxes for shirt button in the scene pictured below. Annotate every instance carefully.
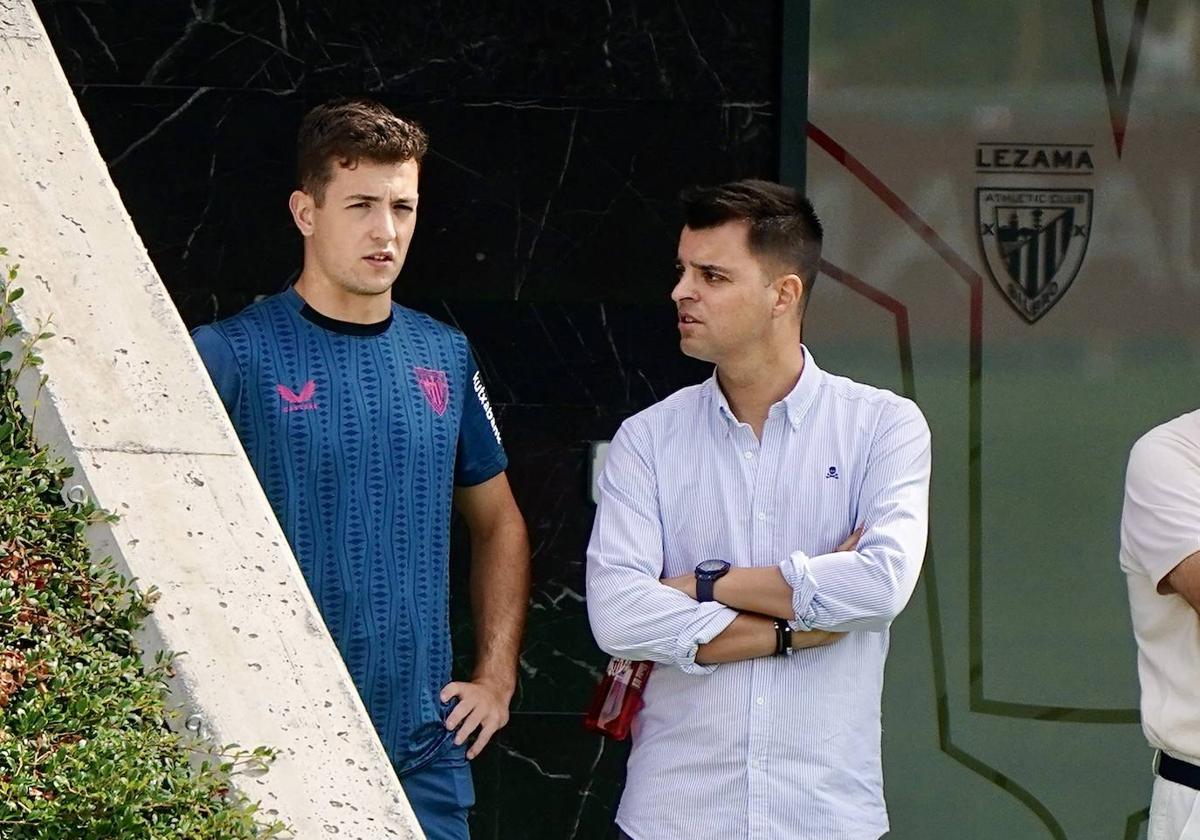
[751,759,760,769]
[756,512,767,521]
[744,450,754,459]
[756,696,764,705]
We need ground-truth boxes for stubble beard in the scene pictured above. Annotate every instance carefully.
[328,256,402,299]
[679,336,719,364]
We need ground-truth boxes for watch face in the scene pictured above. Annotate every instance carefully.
[696,559,729,577]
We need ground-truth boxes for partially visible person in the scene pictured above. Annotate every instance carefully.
[1121,409,1200,840]
[193,97,530,840]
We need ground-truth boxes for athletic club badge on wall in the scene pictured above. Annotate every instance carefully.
[974,143,1095,324]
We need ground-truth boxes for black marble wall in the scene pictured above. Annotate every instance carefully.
[33,2,780,836]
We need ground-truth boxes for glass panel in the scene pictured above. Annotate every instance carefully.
[796,1,1199,837]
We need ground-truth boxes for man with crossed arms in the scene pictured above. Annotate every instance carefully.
[586,179,931,840]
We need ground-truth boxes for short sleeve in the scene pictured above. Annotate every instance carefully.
[1121,429,1200,587]
[454,345,508,487]
[191,324,242,414]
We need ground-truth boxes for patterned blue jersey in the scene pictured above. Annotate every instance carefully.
[192,286,507,773]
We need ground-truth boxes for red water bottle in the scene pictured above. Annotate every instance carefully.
[583,658,653,740]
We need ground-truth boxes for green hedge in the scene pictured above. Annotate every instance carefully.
[0,250,286,839]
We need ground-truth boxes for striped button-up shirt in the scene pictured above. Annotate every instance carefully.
[586,348,930,840]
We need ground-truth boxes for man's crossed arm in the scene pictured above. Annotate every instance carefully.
[661,528,862,664]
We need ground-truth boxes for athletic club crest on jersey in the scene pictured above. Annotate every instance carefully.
[413,367,449,416]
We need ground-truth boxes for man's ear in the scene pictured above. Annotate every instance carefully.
[289,190,316,237]
[773,273,804,318]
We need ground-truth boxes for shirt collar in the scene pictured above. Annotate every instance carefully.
[283,285,394,336]
[706,345,823,433]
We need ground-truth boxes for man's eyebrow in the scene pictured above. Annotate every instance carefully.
[343,193,416,204]
[690,261,732,274]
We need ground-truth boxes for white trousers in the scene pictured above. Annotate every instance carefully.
[1150,776,1200,840]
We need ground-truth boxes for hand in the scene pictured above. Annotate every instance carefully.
[838,525,865,552]
[794,628,846,649]
[440,678,513,759]
[787,526,859,650]
[660,573,696,599]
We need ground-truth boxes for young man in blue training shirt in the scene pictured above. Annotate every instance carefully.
[192,98,531,840]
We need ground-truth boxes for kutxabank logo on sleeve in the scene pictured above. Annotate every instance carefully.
[976,188,1093,324]
[472,370,503,445]
[974,142,1095,324]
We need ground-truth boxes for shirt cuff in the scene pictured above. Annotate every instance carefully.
[672,602,739,675]
[780,550,819,631]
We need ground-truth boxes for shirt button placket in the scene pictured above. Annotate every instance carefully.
[749,421,777,840]
[739,428,760,473]
[748,661,771,839]
[750,422,773,563]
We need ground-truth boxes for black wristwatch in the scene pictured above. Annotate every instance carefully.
[694,559,731,603]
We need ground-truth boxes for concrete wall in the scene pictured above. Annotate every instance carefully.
[0,2,422,836]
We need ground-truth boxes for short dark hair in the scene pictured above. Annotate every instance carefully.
[296,98,429,204]
[680,179,823,313]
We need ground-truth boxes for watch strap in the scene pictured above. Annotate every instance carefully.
[773,618,793,656]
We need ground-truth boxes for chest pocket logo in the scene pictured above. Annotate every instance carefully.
[413,367,450,416]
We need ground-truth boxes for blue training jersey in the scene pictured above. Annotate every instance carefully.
[192,286,507,774]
